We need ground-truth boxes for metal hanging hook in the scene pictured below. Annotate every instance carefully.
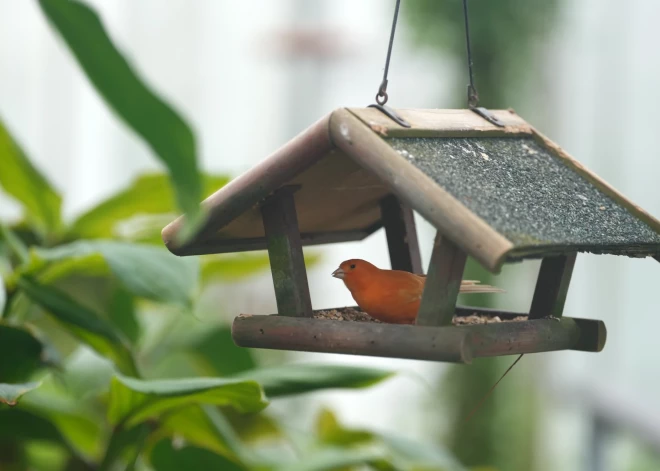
[462,0,505,127]
[368,0,410,128]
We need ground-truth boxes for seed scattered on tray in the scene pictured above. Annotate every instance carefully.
[312,307,527,324]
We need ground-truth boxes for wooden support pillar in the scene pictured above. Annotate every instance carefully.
[415,232,467,326]
[529,253,577,320]
[380,195,423,274]
[261,188,313,317]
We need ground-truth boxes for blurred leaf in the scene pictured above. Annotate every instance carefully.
[108,375,268,427]
[108,285,140,344]
[38,0,204,240]
[377,432,466,471]
[0,381,40,406]
[0,408,72,450]
[58,347,115,400]
[201,253,271,284]
[201,252,322,286]
[68,173,230,240]
[0,118,61,237]
[35,241,199,307]
[16,276,138,376]
[223,408,281,444]
[0,325,45,383]
[0,275,5,315]
[315,408,372,447]
[193,327,256,377]
[315,409,465,471]
[277,447,388,471]
[0,223,29,266]
[150,439,246,471]
[158,405,242,460]
[233,364,394,398]
[100,423,151,471]
[20,376,104,458]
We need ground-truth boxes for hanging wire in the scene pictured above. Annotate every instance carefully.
[461,0,505,126]
[462,0,479,108]
[375,0,402,105]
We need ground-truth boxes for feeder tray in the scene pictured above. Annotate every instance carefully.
[162,108,660,363]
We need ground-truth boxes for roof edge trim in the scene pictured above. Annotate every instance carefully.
[162,113,335,255]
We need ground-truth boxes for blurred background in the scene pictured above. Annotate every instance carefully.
[1,0,659,470]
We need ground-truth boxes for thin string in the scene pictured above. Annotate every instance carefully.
[462,354,524,424]
[375,0,402,105]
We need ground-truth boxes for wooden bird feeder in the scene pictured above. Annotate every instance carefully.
[162,108,660,363]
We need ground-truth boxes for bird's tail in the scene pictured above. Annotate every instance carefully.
[459,280,505,294]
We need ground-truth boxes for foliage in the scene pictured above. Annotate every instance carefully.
[0,1,466,469]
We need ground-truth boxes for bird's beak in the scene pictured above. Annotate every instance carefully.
[331,267,345,279]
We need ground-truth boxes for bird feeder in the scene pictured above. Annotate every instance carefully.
[162,108,660,363]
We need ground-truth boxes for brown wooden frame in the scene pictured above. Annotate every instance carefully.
[157,106,660,362]
[237,184,606,363]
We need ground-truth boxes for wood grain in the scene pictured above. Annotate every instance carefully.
[231,313,606,364]
[380,194,423,274]
[349,107,533,138]
[529,254,577,319]
[261,188,313,317]
[416,232,467,326]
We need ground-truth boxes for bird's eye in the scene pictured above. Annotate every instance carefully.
[350,264,356,269]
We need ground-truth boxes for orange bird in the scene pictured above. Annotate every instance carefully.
[332,259,503,324]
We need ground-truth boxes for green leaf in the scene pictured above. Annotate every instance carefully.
[108,375,268,427]
[0,325,45,383]
[0,275,6,317]
[315,408,372,446]
[377,432,466,471]
[0,381,40,406]
[0,223,29,266]
[315,408,465,471]
[35,240,199,307]
[158,405,241,460]
[0,119,61,237]
[19,374,104,457]
[0,408,73,451]
[38,0,204,239]
[233,364,395,398]
[222,407,281,444]
[278,447,388,471]
[68,173,230,240]
[100,423,151,471]
[150,439,246,471]
[108,285,140,344]
[16,276,137,376]
[200,253,271,285]
[193,327,256,377]
[58,347,115,400]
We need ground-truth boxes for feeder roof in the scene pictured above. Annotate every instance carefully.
[162,108,660,272]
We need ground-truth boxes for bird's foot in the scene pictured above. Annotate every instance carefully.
[541,315,561,322]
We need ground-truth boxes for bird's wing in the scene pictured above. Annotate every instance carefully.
[414,274,504,293]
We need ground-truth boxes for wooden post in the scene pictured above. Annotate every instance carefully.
[416,232,467,326]
[529,253,577,319]
[261,188,313,317]
[380,195,423,274]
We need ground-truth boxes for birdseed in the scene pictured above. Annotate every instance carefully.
[312,307,527,325]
